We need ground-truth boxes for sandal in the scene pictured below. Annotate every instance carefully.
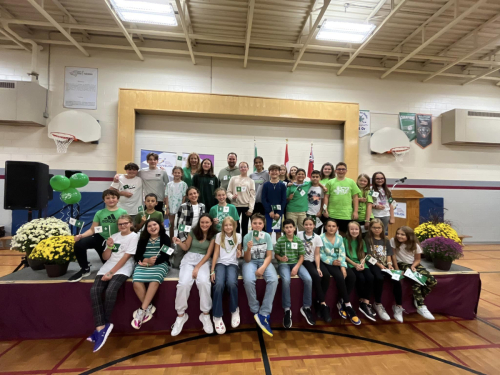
[213,316,226,335]
[231,307,241,328]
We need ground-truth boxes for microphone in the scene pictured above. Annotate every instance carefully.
[397,177,407,183]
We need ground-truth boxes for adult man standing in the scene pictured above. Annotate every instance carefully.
[218,152,239,191]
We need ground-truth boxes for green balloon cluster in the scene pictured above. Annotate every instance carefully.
[50,173,89,205]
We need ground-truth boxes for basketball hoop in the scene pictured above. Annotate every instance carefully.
[390,147,410,162]
[51,132,76,153]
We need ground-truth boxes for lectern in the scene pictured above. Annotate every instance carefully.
[388,190,423,239]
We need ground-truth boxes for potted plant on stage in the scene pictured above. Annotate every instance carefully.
[29,236,76,277]
[414,221,461,261]
[421,237,464,271]
[11,218,71,270]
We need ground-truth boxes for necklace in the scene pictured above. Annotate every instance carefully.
[149,236,159,244]
[304,232,314,242]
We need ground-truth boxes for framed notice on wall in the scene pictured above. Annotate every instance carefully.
[64,67,98,110]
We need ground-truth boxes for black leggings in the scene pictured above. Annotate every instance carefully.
[353,267,374,300]
[314,215,328,235]
[74,234,106,269]
[236,206,251,238]
[302,260,330,303]
[322,262,356,303]
[369,263,402,305]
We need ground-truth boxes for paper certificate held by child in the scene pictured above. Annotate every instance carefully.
[404,268,427,285]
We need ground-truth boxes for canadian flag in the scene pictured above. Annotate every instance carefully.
[307,145,314,178]
[284,141,290,172]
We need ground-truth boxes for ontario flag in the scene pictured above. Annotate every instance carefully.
[307,145,314,178]
[284,141,290,172]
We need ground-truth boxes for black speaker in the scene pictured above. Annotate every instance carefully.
[4,161,50,210]
[48,173,54,201]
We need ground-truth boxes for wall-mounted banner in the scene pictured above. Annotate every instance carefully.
[416,114,433,149]
[64,67,98,110]
[140,149,214,180]
[359,110,370,137]
[399,112,416,141]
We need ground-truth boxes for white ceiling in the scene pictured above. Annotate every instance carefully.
[1,0,500,85]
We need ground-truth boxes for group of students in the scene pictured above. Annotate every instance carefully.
[70,152,437,354]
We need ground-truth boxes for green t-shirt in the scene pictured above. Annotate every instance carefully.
[133,210,164,228]
[209,204,239,232]
[274,235,305,264]
[188,230,211,255]
[320,178,333,186]
[357,191,374,221]
[286,181,312,213]
[343,238,368,269]
[93,207,128,239]
[326,178,360,220]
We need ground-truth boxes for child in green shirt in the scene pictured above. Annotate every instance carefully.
[274,219,315,328]
[356,174,374,233]
[134,193,164,231]
[209,188,240,232]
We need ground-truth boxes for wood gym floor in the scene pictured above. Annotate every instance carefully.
[1,244,500,375]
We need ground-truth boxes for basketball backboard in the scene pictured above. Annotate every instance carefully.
[48,110,101,142]
[370,127,410,154]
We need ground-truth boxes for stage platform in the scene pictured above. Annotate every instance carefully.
[0,252,481,340]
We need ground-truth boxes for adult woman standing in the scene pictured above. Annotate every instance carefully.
[250,156,269,216]
[183,152,201,187]
[317,162,336,234]
[193,158,219,208]
[227,162,256,238]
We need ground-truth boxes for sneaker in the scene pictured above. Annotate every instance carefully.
[336,301,347,320]
[254,313,273,337]
[321,304,332,323]
[345,306,361,326]
[359,302,376,322]
[131,308,145,329]
[283,309,292,328]
[68,267,90,282]
[231,307,241,328]
[314,301,322,319]
[213,316,226,334]
[300,307,316,326]
[373,303,391,321]
[142,304,156,324]
[93,323,113,352]
[393,305,405,323]
[366,304,377,319]
[199,313,214,334]
[171,314,189,336]
[417,305,435,320]
[86,330,98,343]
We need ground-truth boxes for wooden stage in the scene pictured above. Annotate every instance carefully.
[0,244,498,375]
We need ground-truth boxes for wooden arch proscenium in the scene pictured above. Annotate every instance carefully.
[117,89,359,177]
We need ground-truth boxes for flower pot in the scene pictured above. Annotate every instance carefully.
[433,258,452,271]
[45,263,70,278]
[28,258,45,270]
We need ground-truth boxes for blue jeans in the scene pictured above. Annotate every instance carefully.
[242,259,278,316]
[278,263,312,309]
[212,263,239,318]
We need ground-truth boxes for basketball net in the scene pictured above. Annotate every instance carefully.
[51,132,76,153]
[390,147,410,162]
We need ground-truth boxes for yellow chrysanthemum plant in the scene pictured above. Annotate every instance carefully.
[29,236,76,265]
[414,222,461,243]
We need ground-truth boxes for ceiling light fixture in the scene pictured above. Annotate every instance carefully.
[316,20,375,43]
[110,0,178,26]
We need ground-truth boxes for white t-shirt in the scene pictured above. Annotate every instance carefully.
[372,187,390,218]
[138,167,169,201]
[111,175,143,215]
[298,231,324,262]
[390,238,423,264]
[215,232,242,266]
[192,204,200,227]
[307,185,324,215]
[98,232,139,277]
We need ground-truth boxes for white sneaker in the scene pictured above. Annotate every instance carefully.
[171,314,189,336]
[199,313,214,334]
[417,305,435,320]
[213,316,226,334]
[392,305,405,323]
[131,308,145,329]
[373,303,391,321]
[231,307,241,328]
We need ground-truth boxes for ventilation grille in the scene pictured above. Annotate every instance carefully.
[468,111,500,118]
[0,81,15,89]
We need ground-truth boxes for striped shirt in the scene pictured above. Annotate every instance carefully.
[132,240,169,284]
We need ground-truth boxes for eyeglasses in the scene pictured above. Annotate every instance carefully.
[375,178,385,180]
[336,168,347,171]
[118,222,130,226]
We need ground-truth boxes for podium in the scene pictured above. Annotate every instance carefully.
[388,190,423,239]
